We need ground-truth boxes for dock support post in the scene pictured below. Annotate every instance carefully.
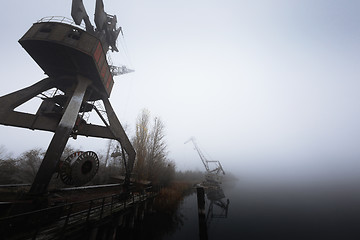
[139,203,145,220]
[197,187,208,240]
[129,206,138,229]
[117,215,124,228]
[89,227,98,240]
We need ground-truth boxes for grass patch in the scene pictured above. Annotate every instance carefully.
[153,181,193,214]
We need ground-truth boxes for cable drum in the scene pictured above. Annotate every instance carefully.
[59,151,83,185]
[59,151,99,186]
[71,151,100,186]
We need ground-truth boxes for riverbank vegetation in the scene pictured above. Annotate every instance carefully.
[153,181,193,213]
[0,108,238,198]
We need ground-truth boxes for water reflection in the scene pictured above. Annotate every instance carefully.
[196,185,230,240]
[114,185,232,240]
[206,187,230,224]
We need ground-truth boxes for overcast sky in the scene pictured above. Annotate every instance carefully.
[0,0,359,184]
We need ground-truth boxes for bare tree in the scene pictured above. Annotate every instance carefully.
[17,148,44,183]
[147,117,168,182]
[0,158,20,184]
[132,109,175,185]
[132,109,150,181]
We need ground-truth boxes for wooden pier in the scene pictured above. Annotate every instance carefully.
[0,190,157,240]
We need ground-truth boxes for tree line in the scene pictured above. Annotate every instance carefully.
[0,109,177,188]
[0,109,226,188]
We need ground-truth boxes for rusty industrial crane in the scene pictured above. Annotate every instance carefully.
[185,137,225,185]
[0,0,135,195]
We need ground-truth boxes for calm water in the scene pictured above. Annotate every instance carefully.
[160,180,360,240]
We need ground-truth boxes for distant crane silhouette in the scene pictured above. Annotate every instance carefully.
[185,137,225,184]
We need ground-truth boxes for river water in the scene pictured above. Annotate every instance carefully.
[159,179,360,240]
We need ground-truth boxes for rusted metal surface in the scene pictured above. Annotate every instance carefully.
[0,77,54,113]
[19,22,114,98]
[30,76,91,195]
[102,97,136,187]
[0,98,115,140]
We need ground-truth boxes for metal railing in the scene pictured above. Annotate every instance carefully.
[0,190,157,239]
[37,16,86,31]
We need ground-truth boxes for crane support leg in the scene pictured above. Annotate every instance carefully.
[0,77,55,121]
[29,76,91,195]
[102,97,136,189]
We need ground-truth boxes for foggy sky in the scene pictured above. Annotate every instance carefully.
[0,0,359,184]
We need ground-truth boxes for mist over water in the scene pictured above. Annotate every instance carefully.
[236,177,360,239]
[164,166,360,240]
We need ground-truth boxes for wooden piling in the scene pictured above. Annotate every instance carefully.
[196,187,208,240]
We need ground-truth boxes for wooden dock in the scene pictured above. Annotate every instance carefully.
[0,190,157,239]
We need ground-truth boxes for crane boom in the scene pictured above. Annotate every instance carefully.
[185,137,210,172]
[109,65,134,76]
[184,137,225,176]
